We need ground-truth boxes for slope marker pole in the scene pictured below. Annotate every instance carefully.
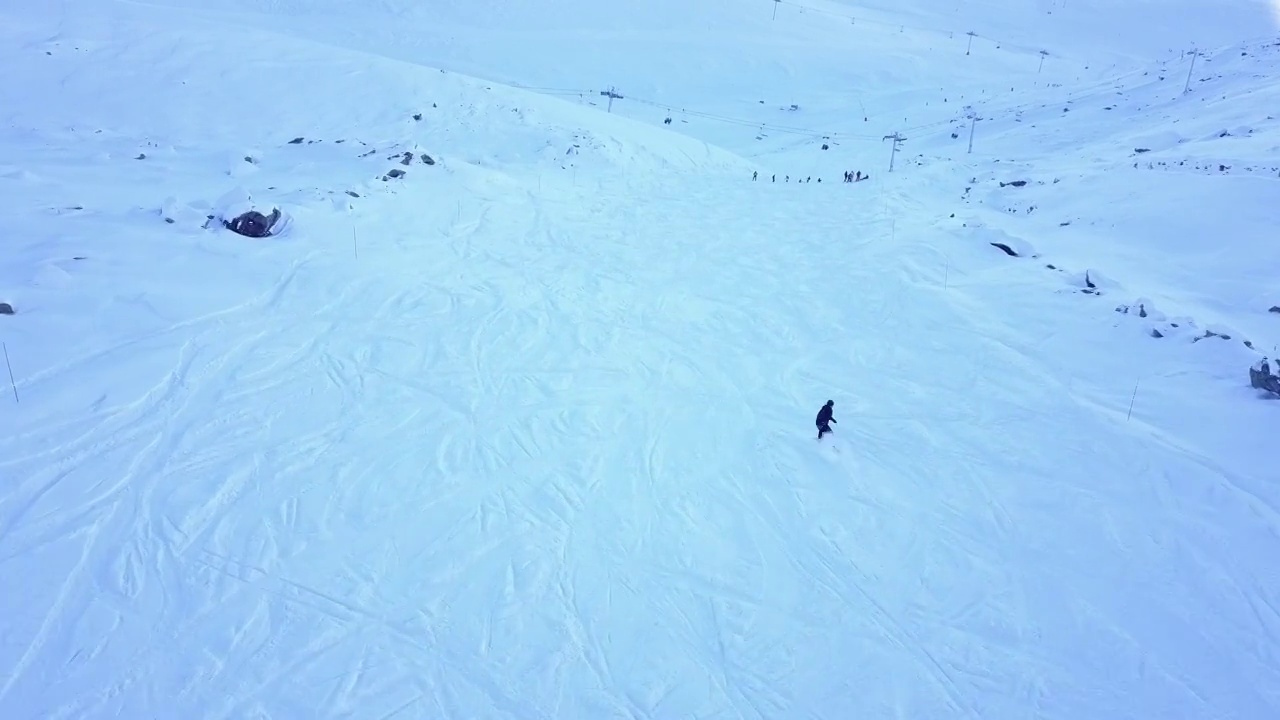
[3,342,17,404]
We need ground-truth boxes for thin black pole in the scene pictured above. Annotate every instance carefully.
[3,342,17,403]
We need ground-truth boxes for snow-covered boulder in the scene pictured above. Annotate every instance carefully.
[224,208,283,237]
[1250,358,1280,395]
[1066,268,1120,295]
[967,224,1038,258]
[207,187,291,237]
[1115,298,1167,322]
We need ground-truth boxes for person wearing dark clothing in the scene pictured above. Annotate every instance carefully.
[815,400,836,439]
[753,171,758,181]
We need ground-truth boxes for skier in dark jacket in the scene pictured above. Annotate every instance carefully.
[815,400,836,439]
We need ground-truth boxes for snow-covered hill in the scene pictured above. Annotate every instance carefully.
[2,0,1278,718]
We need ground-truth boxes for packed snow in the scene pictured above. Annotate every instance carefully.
[2,0,1279,718]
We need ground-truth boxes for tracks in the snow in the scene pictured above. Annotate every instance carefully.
[6,170,1275,718]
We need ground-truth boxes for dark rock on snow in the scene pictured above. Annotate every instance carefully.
[1192,330,1230,343]
[1250,358,1280,396]
[224,209,282,238]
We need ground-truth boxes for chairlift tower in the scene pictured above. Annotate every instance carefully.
[883,132,906,172]
[600,87,624,113]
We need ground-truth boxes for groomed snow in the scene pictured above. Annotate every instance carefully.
[2,0,1278,718]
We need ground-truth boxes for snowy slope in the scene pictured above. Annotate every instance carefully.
[953,37,1280,360]
[109,0,1274,160]
[3,0,1280,718]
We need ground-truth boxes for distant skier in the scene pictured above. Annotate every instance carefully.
[815,400,836,440]
[753,171,758,181]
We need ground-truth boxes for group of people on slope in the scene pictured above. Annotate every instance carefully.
[750,170,869,184]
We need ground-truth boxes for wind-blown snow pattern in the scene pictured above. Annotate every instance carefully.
[2,0,1279,717]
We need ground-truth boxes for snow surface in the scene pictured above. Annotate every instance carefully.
[2,0,1280,718]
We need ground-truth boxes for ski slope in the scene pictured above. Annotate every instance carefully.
[2,0,1279,718]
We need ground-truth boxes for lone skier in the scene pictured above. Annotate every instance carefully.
[815,400,836,440]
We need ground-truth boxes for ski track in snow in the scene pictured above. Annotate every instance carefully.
[4,1,1280,718]
[3,169,1277,718]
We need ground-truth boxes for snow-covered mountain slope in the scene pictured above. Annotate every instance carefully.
[940,37,1280,374]
[95,0,1275,154]
[2,0,1279,718]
